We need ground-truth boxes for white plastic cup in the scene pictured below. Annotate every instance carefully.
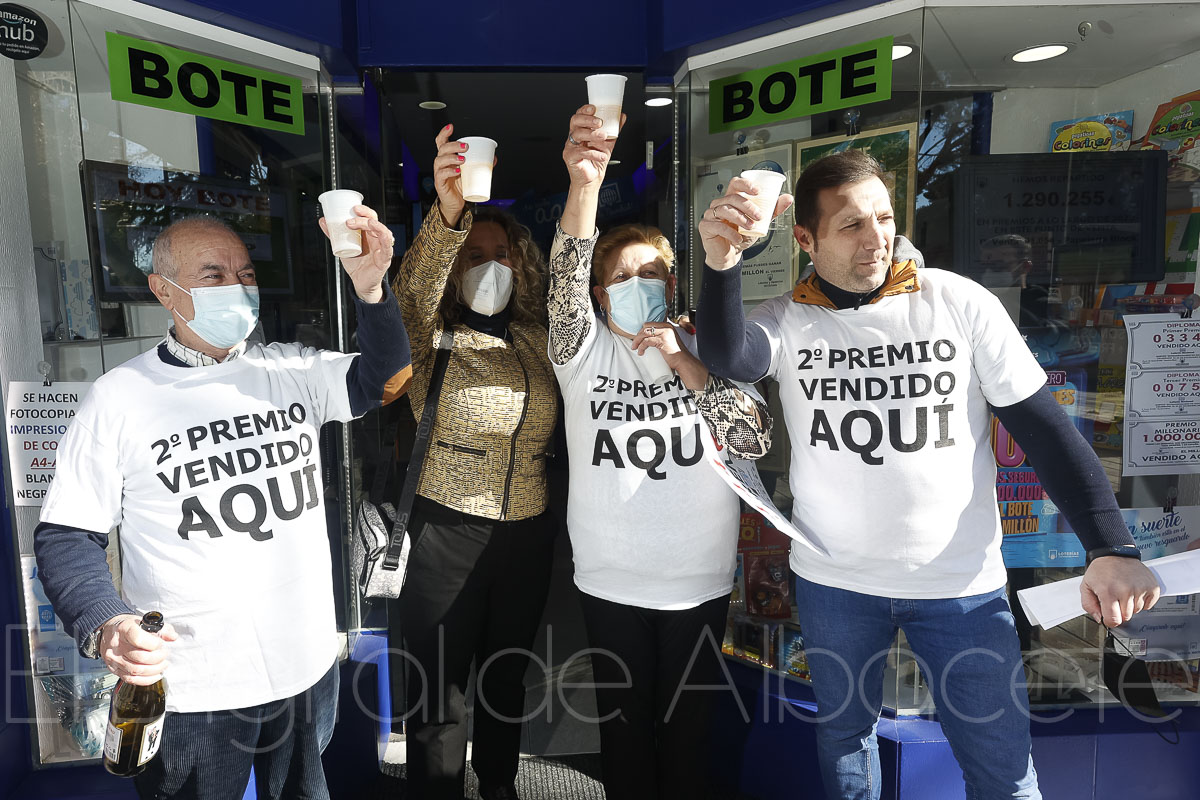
[318,189,364,258]
[737,170,787,237]
[632,339,675,385]
[585,74,627,140]
[458,137,498,202]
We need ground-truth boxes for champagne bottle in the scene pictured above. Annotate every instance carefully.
[102,611,168,777]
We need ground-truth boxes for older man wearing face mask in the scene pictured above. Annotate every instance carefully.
[33,206,410,800]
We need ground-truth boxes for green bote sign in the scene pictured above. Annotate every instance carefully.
[708,37,893,134]
[106,32,304,135]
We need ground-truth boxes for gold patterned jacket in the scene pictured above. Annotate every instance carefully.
[391,202,556,520]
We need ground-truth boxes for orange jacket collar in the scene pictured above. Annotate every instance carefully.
[791,260,920,308]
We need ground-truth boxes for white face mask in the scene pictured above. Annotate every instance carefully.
[462,260,514,317]
[163,276,259,349]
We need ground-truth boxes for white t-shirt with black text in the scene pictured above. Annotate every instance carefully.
[41,343,357,712]
[554,318,740,610]
[750,268,1045,599]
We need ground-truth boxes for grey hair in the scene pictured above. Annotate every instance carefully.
[151,216,240,279]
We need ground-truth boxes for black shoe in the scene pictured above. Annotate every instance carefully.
[479,785,519,800]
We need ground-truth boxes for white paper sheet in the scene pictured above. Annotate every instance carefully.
[1016,550,1200,629]
[701,431,830,557]
[1145,550,1200,596]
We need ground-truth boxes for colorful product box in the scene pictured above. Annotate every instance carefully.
[738,511,793,619]
[1048,111,1134,153]
[777,623,810,681]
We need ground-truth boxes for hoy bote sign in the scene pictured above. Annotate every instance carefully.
[708,37,893,134]
[106,31,305,135]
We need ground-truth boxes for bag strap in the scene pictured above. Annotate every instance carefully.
[383,330,454,570]
[367,420,398,506]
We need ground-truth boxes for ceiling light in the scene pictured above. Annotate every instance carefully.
[418,100,446,110]
[892,45,913,60]
[645,97,672,107]
[1011,44,1071,63]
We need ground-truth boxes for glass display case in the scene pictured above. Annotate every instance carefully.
[1,0,361,767]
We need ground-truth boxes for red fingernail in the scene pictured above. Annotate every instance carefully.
[443,124,450,130]
[458,154,465,161]
[460,143,468,150]
[455,167,461,173]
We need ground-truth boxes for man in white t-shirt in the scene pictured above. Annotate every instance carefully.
[695,149,1160,800]
[34,208,410,800]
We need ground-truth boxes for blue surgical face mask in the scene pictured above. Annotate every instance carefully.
[604,276,667,336]
[164,277,260,349]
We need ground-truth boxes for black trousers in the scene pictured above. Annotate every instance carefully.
[389,496,556,799]
[579,592,732,800]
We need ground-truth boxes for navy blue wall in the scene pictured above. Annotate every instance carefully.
[146,0,863,72]
[355,0,650,67]
[715,658,1200,800]
[658,0,847,52]
[354,0,855,69]
[143,0,359,77]
[148,0,346,51]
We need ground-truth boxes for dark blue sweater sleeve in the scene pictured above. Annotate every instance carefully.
[991,388,1134,551]
[33,522,135,649]
[696,260,772,383]
[345,280,413,416]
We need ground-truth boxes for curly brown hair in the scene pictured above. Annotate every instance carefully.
[438,207,547,327]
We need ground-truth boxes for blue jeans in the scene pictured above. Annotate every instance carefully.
[133,660,339,800]
[794,576,1040,800]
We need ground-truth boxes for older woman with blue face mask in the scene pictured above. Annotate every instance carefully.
[546,105,774,800]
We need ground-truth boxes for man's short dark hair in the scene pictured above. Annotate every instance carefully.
[792,149,887,238]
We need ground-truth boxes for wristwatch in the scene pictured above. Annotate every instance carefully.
[79,625,103,659]
[1085,544,1141,565]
